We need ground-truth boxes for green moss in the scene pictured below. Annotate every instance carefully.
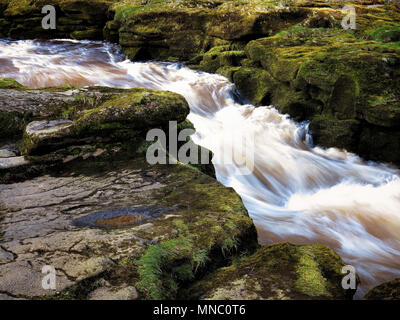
[221,237,239,256]
[294,246,331,297]
[136,236,194,299]
[185,242,357,300]
[74,88,189,134]
[1,0,113,39]
[238,16,400,164]
[18,88,189,155]
[372,26,400,42]
[0,78,25,89]
[192,249,210,270]
[113,0,308,61]
[131,158,258,300]
[233,67,276,105]
[309,115,360,151]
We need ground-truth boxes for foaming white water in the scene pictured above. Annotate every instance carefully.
[0,39,133,88]
[1,39,400,298]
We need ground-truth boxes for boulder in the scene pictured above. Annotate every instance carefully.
[364,278,400,300]
[0,82,126,138]
[184,242,358,300]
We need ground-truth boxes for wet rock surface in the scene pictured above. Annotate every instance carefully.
[15,87,189,155]
[0,157,258,299]
[72,206,176,228]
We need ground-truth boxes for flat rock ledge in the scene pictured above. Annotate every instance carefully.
[0,157,257,300]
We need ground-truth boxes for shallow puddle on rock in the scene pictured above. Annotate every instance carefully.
[30,120,73,132]
[72,206,176,229]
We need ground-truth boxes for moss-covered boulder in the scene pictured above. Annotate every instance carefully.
[0,83,217,183]
[0,78,25,89]
[364,278,400,300]
[207,2,400,165]
[184,242,358,300]
[179,1,400,165]
[19,88,189,155]
[0,83,126,139]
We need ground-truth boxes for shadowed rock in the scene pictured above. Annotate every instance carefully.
[184,242,359,300]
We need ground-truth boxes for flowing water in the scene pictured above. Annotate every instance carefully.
[1,39,400,298]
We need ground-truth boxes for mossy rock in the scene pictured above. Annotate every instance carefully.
[240,19,400,164]
[19,88,190,155]
[184,242,358,300]
[113,0,309,61]
[364,278,400,300]
[358,125,400,165]
[232,67,277,106]
[196,46,247,73]
[0,84,129,139]
[372,26,400,43]
[71,28,103,40]
[1,0,113,39]
[0,78,25,89]
[309,116,361,151]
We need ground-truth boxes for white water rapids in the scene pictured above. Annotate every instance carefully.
[1,39,400,298]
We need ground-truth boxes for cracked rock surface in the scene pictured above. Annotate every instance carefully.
[0,157,257,299]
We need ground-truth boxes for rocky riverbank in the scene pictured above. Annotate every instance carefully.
[111,0,400,166]
[0,80,359,300]
[1,0,399,300]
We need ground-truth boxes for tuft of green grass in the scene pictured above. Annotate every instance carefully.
[221,237,238,256]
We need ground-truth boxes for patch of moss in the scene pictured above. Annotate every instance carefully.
[136,236,194,299]
[0,110,28,138]
[0,78,25,89]
[184,242,358,300]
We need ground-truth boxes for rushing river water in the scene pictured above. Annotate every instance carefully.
[1,39,400,298]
